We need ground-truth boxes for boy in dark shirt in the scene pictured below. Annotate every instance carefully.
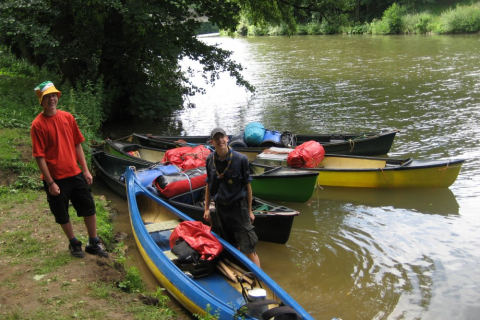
[203,128,260,267]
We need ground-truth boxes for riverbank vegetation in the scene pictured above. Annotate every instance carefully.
[0,54,198,319]
[2,0,477,123]
[234,1,480,35]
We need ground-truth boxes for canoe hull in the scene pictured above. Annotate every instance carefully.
[249,176,316,202]
[249,163,318,202]
[314,160,464,188]
[92,150,150,198]
[131,225,205,314]
[252,152,465,188]
[125,167,314,319]
[133,129,397,156]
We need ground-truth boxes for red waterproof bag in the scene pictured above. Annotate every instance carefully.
[162,145,211,170]
[154,167,207,198]
[170,221,223,261]
[287,140,325,168]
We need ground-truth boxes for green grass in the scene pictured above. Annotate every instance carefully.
[0,192,186,320]
[0,188,40,210]
[89,282,117,299]
[34,253,74,274]
[117,266,146,293]
[1,230,48,257]
[0,128,30,165]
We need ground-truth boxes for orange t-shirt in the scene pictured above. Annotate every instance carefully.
[31,110,84,180]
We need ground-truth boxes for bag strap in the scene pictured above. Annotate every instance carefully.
[178,172,195,203]
[243,299,280,311]
[261,305,301,320]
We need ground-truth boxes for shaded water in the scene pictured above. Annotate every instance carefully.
[101,34,480,320]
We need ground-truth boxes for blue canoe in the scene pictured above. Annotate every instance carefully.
[125,166,314,319]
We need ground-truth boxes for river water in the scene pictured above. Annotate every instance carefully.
[100,34,480,320]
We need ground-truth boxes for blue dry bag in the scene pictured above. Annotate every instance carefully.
[244,122,266,147]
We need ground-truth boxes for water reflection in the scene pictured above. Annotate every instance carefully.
[272,197,445,319]
[311,187,459,215]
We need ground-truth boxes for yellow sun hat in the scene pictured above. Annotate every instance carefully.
[34,81,61,104]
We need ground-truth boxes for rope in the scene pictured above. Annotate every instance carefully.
[113,134,134,142]
[379,167,393,189]
[434,161,460,189]
[181,152,200,160]
[179,171,195,204]
[348,139,355,151]
[181,147,211,161]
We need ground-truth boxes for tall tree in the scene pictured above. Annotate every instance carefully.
[0,0,353,120]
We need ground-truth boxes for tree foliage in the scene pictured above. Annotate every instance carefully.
[0,0,358,120]
[0,0,459,121]
[0,0,245,120]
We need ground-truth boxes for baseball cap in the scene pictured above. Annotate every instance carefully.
[210,128,226,139]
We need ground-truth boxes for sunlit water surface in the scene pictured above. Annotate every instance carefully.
[101,34,480,320]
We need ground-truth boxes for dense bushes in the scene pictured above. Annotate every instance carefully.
[437,3,480,33]
[0,51,105,168]
[229,19,341,36]
[402,12,434,34]
[234,2,480,36]
[370,2,480,34]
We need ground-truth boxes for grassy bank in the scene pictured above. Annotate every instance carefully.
[0,52,194,319]
[0,181,184,319]
[229,1,480,35]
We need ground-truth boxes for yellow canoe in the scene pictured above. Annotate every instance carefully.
[248,150,464,188]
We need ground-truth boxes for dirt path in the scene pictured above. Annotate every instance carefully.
[0,178,190,319]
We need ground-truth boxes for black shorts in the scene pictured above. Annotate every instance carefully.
[215,199,258,254]
[43,173,96,224]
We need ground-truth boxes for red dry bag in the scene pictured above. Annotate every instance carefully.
[170,221,223,261]
[154,167,207,198]
[162,145,211,170]
[287,140,325,168]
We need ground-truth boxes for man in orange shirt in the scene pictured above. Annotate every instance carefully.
[31,81,108,258]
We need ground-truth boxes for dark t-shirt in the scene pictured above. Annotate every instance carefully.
[205,149,252,203]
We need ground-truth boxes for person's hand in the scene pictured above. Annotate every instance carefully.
[204,209,211,222]
[49,182,61,196]
[84,171,93,185]
[249,211,255,223]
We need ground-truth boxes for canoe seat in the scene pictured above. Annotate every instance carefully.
[145,219,181,233]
